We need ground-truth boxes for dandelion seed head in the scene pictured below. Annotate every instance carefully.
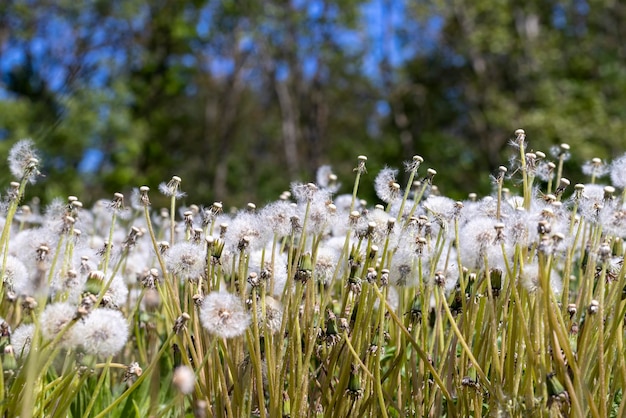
[50,267,86,301]
[600,208,626,238]
[504,209,534,247]
[431,255,460,294]
[246,250,288,295]
[610,153,626,188]
[333,194,358,214]
[359,207,391,245]
[316,165,341,193]
[121,248,152,285]
[257,296,283,335]
[39,302,78,348]
[200,291,250,338]
[577,183,614,221]
[389,247,419,287]
[424,195,457,238]
[101,274,129,308]
[270,255,289,296]
[374,167,400,203]
[224,212,271,253]
[75,308,129,357]
[9,230,59,296]
[11,323,34,358]
[8,139,40,183]
[258,201,296,239]
[165,241,205,280]
[535,161,556,182]
[459,217,506,271]
[0,255,28,295]
[301,189,334,235]
[519,261,563,296]
[424,195,456,219]
[291,182,319,203]
[314,246,341,286]
[582,158,609,178]
[173,365,196,394]
[550,143,571,161]
[158,176,186,199]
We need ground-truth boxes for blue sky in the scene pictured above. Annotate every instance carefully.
[0,0,444,171]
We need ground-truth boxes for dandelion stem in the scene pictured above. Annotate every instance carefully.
[371,284,453,401]
[94,332,176,418]
[82,356,113,418]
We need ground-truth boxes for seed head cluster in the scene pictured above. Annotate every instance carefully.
[1,135,626,417]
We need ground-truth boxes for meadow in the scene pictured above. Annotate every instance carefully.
[0,129,623,417]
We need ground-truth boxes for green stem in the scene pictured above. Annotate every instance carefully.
[82,356,113,418]
[93,332,176,418]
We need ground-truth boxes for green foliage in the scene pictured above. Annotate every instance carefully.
[393,0,626,195]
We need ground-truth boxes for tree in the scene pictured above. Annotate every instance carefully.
[2,0,625,207]
[392,0,626,197]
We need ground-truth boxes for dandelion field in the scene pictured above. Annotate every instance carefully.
[0,130,625,417]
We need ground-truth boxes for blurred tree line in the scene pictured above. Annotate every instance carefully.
[0,0,625,207]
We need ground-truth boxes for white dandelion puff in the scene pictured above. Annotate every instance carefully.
[172,365,196,394]
[165,241,206,280]
[39,303,79,348]
[374,167,400,203]
[200,291,250,339]
[8,139,40,183]
[11,323,35,358]
[76,308,129,357]
[610,153,626,189]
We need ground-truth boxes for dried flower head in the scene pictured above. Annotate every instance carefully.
[509,129,526,149]
[200,291,251,339]
[173,313,191,334]
[404,155,424,173]
[158,175,186,199]
[354,155,368,174]
[124,361,143,385]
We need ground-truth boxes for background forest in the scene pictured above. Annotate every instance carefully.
[1,0,625,206]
